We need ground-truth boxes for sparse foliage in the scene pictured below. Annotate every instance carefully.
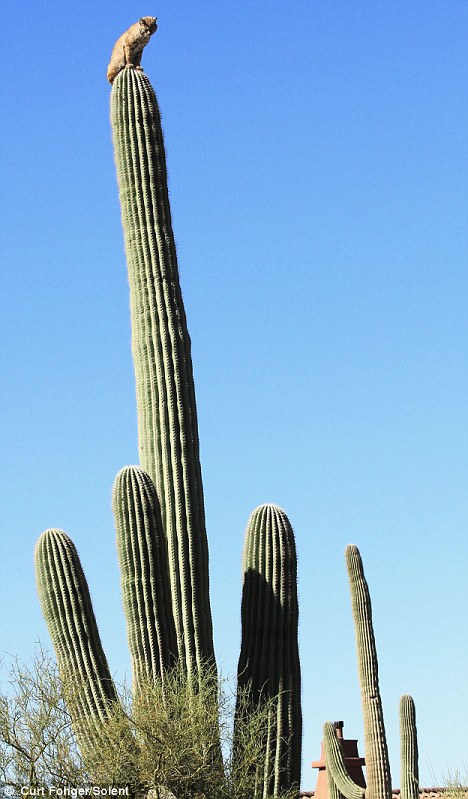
[0,645,86,793]
[443,770,468,799]
[0,647,297,799]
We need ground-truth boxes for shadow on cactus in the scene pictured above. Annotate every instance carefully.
[234,571,297,794]
[132,667,298,799]
[234,505,302,796]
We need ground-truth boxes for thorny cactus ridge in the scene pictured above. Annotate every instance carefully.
[323,721,364,799]
[112,465,178,692]
[324,547,419,799]
[346,544,392,799]
[400,695,419,799]
[110,66,214,679]
[34,529,121,758]
[235,503,302,795]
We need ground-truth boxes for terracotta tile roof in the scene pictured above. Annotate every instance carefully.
[299,791,458,799]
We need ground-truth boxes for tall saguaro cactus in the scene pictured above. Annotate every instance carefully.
[110,67,214,677]
[235,504,302,796]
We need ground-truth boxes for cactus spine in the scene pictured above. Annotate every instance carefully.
[235,504,302,796]
[34,529,119,755]
[400,695,419,799]
[112,466,178,690]
[110,67,213,677]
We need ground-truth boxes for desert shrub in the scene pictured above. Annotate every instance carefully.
[0,647,296,799]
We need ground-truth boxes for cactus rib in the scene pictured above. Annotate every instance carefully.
[34,529,119,751]
[345,544,392,799]
[323,721,365,799]
[112,465,177,690]
[400,695,419,799]
[235,503,302,795]
[110,66,213,677]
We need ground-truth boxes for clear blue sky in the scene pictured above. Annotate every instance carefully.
[1,0,467,790]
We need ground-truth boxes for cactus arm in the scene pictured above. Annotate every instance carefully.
[110,67,214,677]
[112,465,177,690]
[235,504,301,795]
[400,695,419,799]
[323,722,365,799]
[34,529,120,752]
[345,544,392,799]
[327,764,346,799]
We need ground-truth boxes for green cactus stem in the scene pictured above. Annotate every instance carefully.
[346,544,392,799]
[235,504,302,796]
[112,465,177,690]
[400,695,419,799]
[323,722,364,799]
[110,66,214,677]
[324,549,420,799]
[327,766,346,799]
[34,528,119,753]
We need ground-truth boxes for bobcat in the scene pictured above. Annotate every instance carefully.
[107,17,158,84]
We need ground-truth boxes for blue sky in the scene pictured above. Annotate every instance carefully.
[1,0,467,790]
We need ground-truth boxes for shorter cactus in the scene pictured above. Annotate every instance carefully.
[324,546,419,799]
[34,529,121,758]
[234,504,301,796]
[112,465,177,692]
[35,528,146,786]
[323,722,364,799]
[400,695,419,799]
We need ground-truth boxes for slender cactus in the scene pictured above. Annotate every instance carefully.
[400,695,419,799]
[110,66,214,678]
[34,529,120,755]
[235,504,301,796]
[324,548,419,799]
[346,544,391,799]
[112,466,178,691]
